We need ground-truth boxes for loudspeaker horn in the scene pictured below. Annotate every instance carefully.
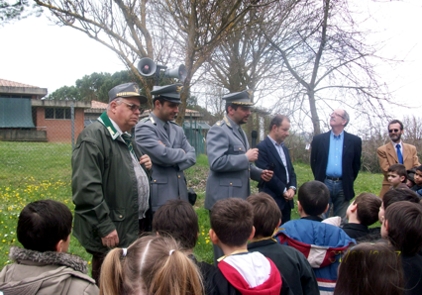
[137,57,157,77]
[164,65,187,82]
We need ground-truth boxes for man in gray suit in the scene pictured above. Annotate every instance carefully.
[135,84,196,212]
[205,90,273,262]
[205,90,273,208]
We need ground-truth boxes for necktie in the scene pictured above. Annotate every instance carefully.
[164,123,170,137]
[238,127,247,147]
[396,144,403,164]
[121,133,135,157]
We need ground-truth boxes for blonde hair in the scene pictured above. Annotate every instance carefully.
[99,235,203,295]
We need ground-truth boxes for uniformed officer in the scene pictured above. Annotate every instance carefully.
[134,84,196,212]
[205,90,273,262]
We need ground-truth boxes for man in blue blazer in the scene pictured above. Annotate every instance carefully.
[310,109,362,219]
[256,115,297,224]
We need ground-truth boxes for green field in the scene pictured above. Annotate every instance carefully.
[0,141,383,269]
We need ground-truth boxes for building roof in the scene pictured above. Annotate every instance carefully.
[84,100,108,114]
[0,79,39,88]
[0,78,48,99]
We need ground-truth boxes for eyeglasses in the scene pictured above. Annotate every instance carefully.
[389,129,400,133]
[330,112,344,119]
[119,100,144,113]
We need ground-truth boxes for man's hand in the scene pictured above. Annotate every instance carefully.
[139,154,152,170]
[260,169,273,182]
[283,188,295,200]
[245,148,259,162]
[101,230,119,248]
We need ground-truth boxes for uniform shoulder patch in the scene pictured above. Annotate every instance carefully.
[140,117,151,123]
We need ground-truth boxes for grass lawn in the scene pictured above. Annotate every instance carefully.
[0,141,383,268]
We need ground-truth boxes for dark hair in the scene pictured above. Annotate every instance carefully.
[388,164,407,181]
[334,242,403,295]
[17,199,72,252]
[100,235,203,295]
[152,199,198,250]
[153,97,166,108]
[385,201,422,255]
[298,181,330,216]
[383,188,420,210]
[247,193,281,238]
[415,165,422,173]
[210,198,253,247]
[225,103,239,113]
[388,119,404,131]
[268,115,289,132]
[353,193,382,226]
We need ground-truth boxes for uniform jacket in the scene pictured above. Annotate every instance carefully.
[72,113,150,254]
[0,247,98,295]
[310,131,362,201]
[247,239,319,295]
[377,142,420,197]
[205,115,262,210]
[256,136,297,213]
[135,113,196,211]
[274,219,355,295]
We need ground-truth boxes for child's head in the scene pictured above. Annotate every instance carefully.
[414,165,422,186]
[210,198,254,247]
[334,242,403,295]
[387,164,407,187]
[406,168,416,188]
[298,180,330,216]
[346,193,381,226]
[382,201,422,255]
[17,199,72,253]
[246,193,281,238]
[152,199,198,250]
[99,235,203,295]
[379,188,420,222]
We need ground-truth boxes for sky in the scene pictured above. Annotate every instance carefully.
[0,1,421,119]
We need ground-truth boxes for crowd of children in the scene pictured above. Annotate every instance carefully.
[1,160,422,295]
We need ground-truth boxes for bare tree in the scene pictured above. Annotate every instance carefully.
[201,1,294,104]
[263,0,394,135]
[34,0,265,124]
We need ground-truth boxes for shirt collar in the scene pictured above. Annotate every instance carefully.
[330,130,344,139]
[392,141,402,147]
[267,135,282,146]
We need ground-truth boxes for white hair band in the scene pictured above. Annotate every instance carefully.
[122,248,128,257]
[169,249,175,256]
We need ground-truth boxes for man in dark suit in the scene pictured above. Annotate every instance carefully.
[256,115,297,224]
[310,109,362,219]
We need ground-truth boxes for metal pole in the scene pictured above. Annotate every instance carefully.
[71,100,75,150]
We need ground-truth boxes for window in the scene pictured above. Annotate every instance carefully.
[45,108,71,119]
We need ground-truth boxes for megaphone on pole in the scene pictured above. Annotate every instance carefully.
[137,57,157,77]
[164,65,187,82]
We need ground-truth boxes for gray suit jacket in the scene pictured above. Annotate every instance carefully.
[205,115,262,210]
[134,113,196,211]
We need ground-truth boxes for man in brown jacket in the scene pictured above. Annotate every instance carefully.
[377,119,420,198]
[0,200,98,295]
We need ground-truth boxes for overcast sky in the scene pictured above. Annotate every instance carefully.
[0,0,421,119]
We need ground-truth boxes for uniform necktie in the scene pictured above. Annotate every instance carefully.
[396,144,403,164]
[121,133,135,157]
[238,127,247,146]
[164,123,170,137]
